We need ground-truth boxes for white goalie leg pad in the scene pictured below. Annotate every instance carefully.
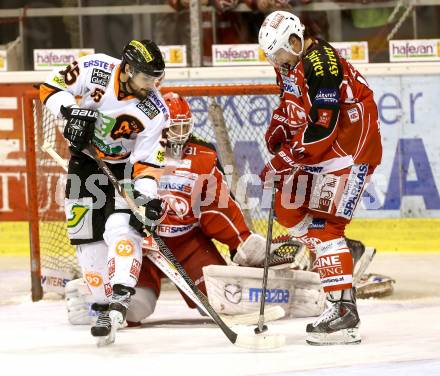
[76,241,111,304]
[126,287,158,323]
[104,212,143,288]
[203,265,325,319]
[232,233,267,266]
[65,278,95,325]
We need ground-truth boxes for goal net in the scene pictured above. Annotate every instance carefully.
[24,84,287,301]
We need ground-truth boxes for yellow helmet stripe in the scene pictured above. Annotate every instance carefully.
[129,40,153,63]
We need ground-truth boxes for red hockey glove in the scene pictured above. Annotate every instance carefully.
[265,106,295,155]
[259,143,305,188]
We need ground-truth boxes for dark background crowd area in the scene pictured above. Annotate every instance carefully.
[1,0,440,68]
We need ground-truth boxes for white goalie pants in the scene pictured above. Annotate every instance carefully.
[76,212,143,304]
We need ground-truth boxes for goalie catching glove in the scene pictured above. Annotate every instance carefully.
[129,191,166,234]
[60,105,98,152]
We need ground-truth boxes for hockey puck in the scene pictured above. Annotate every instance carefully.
[254,325,268,334]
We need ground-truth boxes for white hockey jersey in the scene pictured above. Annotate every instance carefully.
[40,53,169,181]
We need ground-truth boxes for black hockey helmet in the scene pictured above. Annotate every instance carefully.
[122,39,165,78]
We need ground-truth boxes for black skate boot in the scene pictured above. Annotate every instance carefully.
[108,284,136,329]
[90,303,111,338]
[306,288,361,345]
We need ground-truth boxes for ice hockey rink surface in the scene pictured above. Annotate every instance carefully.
[1,253,439,376]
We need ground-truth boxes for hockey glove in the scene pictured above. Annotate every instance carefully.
[259,145,304,188]
[265,105,296,155]
[129,192,166,235]
[60,105,98,152]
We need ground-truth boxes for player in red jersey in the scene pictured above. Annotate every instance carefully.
[258,10,382,345]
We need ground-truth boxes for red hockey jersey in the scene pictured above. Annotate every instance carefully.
[275,38,382,172]
[156,136,250,251]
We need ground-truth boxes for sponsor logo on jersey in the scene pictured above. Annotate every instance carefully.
[224,284,242,304]
[305,49,324,77]
[91,68,111,87]
[316,109,333,128]
[67,204,89,228]
[130,259,142,280]
[85,272,103,287]
[323,46,339,77]
[83,59,113,70]
[282,76,301,97]
[302,165,324,173]
[104,283,112,297]
[108,258,115,279]
[309,174,340,214]
[308,218,326,230]
[137,98,160,119]
[162,194,190,217]
[249,288,289,303]
[110,114,144,139]
[149,93,168,117]
[347,107,360,123]
[52,74,67,89]
[155,149,165,163]
[156,224,194,236]
[315,254,344,279]
[315,88,339,105]
[336,163,368,219]
[116,239,135,257]
[159,175,194,194]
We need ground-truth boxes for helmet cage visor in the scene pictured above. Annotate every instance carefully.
[167,116,193,145]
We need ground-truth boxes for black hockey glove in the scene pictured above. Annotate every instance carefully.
[60,105,98,152]
[129,192,166,235]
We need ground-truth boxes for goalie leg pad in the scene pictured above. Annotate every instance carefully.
[203,265,325,318]
[126,287,158,323]
[232,233,266,266]
[65,278,95,325]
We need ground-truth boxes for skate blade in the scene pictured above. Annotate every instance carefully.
[306,328,361,346]
[96,312,123,347]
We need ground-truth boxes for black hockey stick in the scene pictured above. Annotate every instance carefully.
[86,144,285,349]
[255,183,277,334]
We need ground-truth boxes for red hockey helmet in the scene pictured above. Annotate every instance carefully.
[163,92,193,156]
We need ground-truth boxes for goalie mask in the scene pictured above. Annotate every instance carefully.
[163,92,193,159]
[258,11,305,67]
[121,39,165,99]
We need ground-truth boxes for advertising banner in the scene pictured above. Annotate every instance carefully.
[159,45,187,67]
[389,39,440,62]
[332,41,369,63]
[212,44,268,66]
[33,49,95,70]
[0,50,6,72]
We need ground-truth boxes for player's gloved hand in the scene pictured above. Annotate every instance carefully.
[264,105,296,155]
[129,192,166,235]
[259,145,304,188]
[60,105,98,152]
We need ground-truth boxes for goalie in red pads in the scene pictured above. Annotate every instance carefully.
[258,11,382,345]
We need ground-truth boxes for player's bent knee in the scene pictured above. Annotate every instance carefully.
[126,287,158,323]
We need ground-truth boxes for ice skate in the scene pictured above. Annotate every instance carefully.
[90,303,115,347]
[306,288,361,345]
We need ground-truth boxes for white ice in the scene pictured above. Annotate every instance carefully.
[1,253,439,376]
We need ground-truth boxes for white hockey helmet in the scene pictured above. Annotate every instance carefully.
[258,11,305,63]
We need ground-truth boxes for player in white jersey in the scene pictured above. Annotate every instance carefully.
[40,39,169,344]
